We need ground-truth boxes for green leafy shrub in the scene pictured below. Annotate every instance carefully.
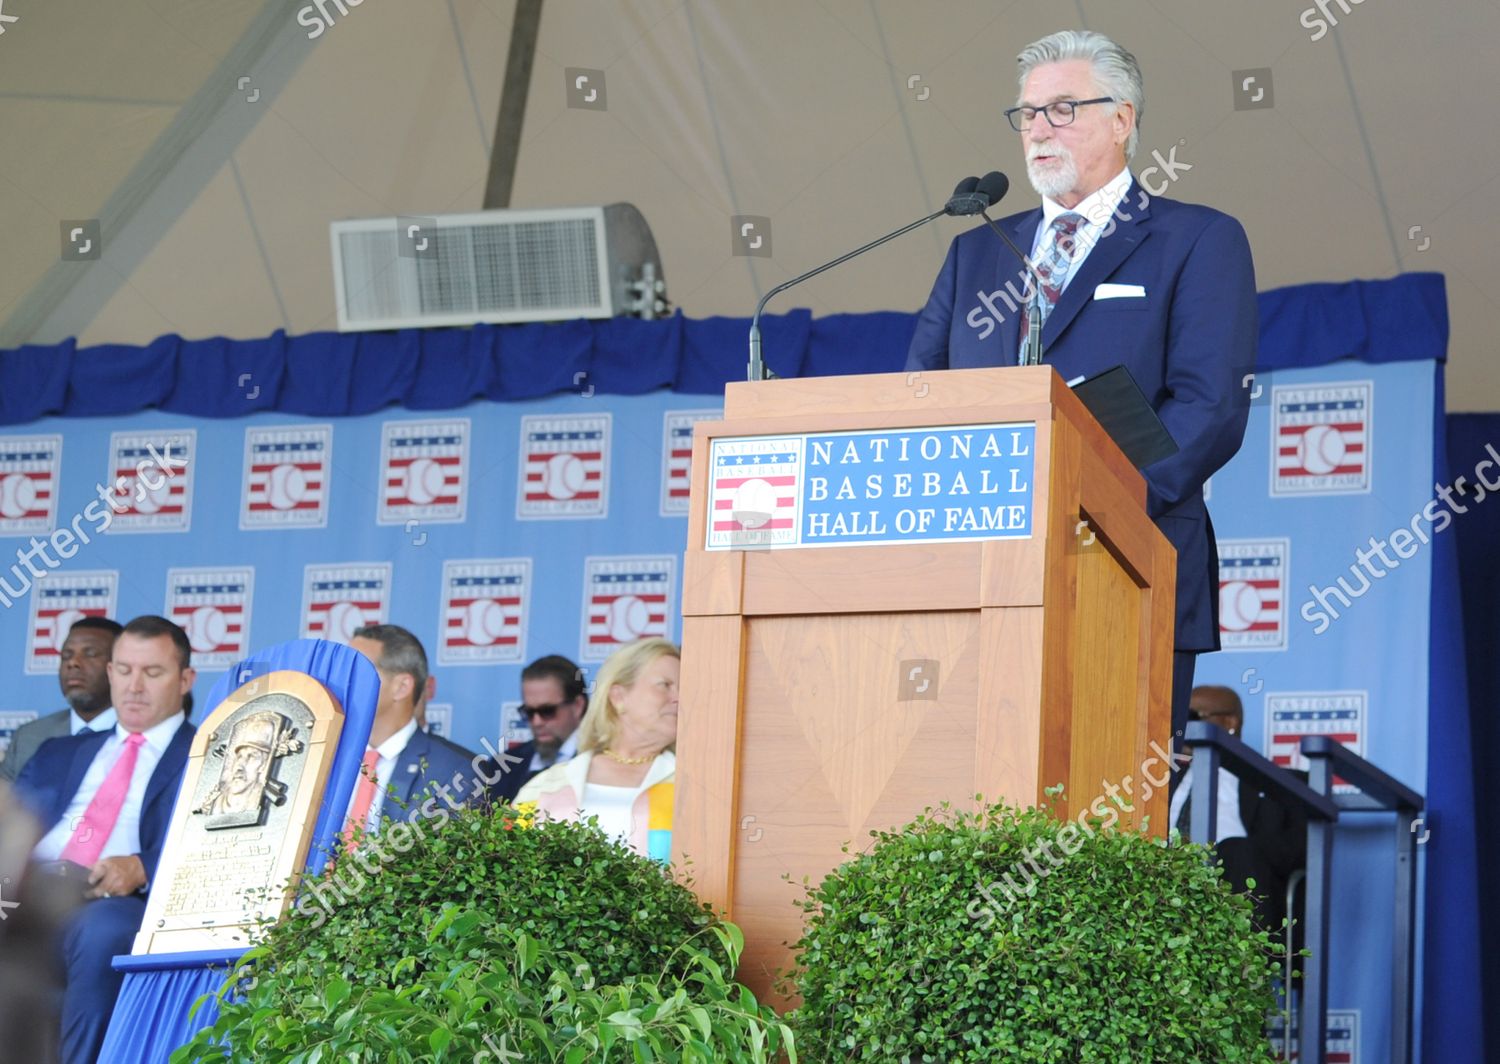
[175,908,794,1062]
[788,800,1282,1063]
[172,807,795,1062]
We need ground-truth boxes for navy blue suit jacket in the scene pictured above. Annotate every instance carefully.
[906,182,1257,650]
[388,728,481,811]
[14,720,196,886]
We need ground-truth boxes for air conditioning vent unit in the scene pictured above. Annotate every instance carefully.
[330,203,668,332]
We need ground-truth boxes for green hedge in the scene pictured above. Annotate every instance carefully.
[788,799,1282,1063]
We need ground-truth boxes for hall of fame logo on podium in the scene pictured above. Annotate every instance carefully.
[241,425,332,529]
[300,562,391,643]
[580,556,674,662]
[518,413,610,519]
[1271,381,1372,496]
[26,570,118,674]
[166,567,254,670]
[378,418,469,525]
[0,434,62,536]
[1217,538,1290,651]
[660,410,719,516]
[706,436,803,550]
[438,558,531,665]
[105,430,195,533]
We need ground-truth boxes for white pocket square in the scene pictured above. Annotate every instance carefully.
[1094,283,1146,300]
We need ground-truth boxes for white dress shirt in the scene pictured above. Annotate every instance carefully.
[33,712,187,863]
[1029,165,1133,297]
[1169,765,1248,842]
[72,707,117,734]
[578,782,637,846]
[350,716,420,832]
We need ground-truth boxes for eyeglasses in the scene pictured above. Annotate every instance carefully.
[1005,97,1115,133]
[521,702,568,721]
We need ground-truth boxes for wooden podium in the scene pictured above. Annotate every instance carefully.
[672,366,1177,1000]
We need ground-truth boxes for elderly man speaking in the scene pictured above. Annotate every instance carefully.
[906,29,1257,749]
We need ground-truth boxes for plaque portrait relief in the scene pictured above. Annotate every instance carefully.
[194,709,305,829]
[134,670,343,956]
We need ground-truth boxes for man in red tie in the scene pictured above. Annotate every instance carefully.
[13,615,196,1064]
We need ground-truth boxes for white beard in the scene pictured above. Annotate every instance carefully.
[1026,144,1079,201]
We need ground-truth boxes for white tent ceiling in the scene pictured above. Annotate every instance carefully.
[1,0,1495,408]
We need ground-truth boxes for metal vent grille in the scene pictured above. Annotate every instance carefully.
[332,208,614,332]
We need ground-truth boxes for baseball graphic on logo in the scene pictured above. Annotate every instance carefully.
[1218,581,1261,632]
[731,478,776,528]
[0,473,37,519]
[325,601,366,642]
[606,595,649,642]
[133,472,173,514]
[1298,424,1346,476]
[51,609,87,650]
[544,453,586,500]
[464,598,506,646]
[184,606,229,653]
[404,458,447,506]
[266,463,308,511]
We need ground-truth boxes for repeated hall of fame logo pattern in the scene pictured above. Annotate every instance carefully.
[518,413,610,519]
[1271,381,1373,496]
[105,430,196,533]
[241,425,333,529]
[0,434,62,536]
[300,562,391,643]
[437,558,531,666]
[165,566,255,670]
[1217,538,1290,651]
[26,569,118,674]
[378,418,470,525]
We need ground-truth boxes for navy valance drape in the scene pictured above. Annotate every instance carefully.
[0,272,1448,426]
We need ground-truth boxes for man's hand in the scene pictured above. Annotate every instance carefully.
[87,855,147,899]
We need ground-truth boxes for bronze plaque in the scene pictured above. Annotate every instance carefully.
[133,671,344,955]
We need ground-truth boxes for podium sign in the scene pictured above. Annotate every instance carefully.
[706,422,1036,550]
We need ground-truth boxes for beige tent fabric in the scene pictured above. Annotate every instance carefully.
[1,0,1496,408]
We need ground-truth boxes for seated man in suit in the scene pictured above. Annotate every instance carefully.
[487,654,588,803]
[0,617,123,783]
[13,615,196,1064]
[346,625,480,835]
[1170,685,1308,932]
[905,29,1257,748]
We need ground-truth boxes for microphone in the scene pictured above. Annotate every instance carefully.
[970,171,1048,365]
[746,176,992,382]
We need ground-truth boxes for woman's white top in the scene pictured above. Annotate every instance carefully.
[579,782,638,846]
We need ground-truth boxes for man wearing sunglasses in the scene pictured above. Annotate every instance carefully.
[487,654,588,803]
[906,29,1257,753]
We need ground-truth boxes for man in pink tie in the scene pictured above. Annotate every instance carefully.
[13,615,196,1064]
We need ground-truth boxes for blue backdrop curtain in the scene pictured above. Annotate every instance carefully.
[1,270,1482,1061]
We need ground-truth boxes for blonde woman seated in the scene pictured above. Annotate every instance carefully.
[515,638,678,862]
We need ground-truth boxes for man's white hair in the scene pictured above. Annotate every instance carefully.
[1016,30,1144,159]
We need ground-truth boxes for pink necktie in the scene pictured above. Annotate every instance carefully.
[60,732,146,868]
[343,749,381,851]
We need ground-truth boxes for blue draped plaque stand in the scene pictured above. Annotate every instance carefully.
[97,639,379,1063]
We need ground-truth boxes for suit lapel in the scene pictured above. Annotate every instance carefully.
[57,730,111,825]
[1042,183,1153,350]
[143,720,195,818]
[391,731,423,806]
[998,210,1043,367]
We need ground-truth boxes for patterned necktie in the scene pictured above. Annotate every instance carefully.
[60,732,145,868]
[343,748,381,850]
[1019,212,1086,352]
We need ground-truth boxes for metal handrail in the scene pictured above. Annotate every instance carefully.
[1299,735,1424,1064]
[1177,722,1424,1064]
